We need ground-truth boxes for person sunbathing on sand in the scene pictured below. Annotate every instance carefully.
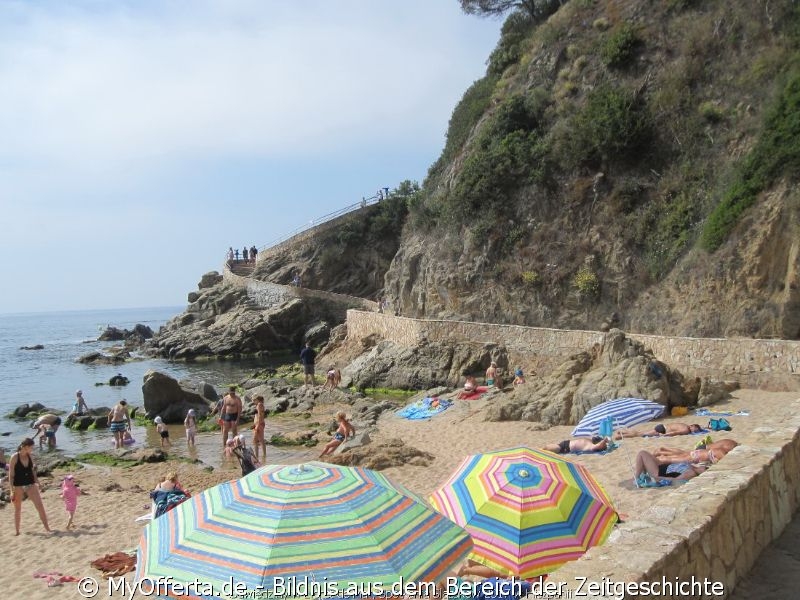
[634,449,705,486]
[615,423,703,439]
[654,439,738,465]
[543,436,609,455]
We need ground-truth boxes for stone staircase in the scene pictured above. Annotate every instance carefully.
[228,261,255,278]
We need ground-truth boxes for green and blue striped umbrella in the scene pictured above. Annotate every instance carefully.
[136,462,472,598]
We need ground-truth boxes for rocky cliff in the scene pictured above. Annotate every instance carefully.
[383,0,800,339]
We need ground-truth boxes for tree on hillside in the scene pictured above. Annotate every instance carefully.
[459,0,564,22]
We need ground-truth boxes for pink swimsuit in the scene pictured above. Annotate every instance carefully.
[61,480,79,512]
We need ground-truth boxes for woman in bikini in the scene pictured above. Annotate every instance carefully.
[252,396,266,462]
[8,438,52,535]
[318,412,355,458]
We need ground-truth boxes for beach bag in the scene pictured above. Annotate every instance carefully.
[708,418,732,431]
[598,417,614,439]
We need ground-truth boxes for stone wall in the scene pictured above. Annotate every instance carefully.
[551,400,800,599]
[223,267,377,312]
[345,311,800,390]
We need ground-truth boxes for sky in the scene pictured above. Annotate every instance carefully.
[0,0,503,314]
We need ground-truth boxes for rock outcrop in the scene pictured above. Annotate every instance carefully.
[141,370,214,423]
[342,340,509,390]
[484,330,735,426]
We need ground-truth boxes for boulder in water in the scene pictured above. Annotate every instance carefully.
[142,370,212,424]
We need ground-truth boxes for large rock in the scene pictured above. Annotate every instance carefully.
[484,329,735,426]
[141,370,212,423]
[198,271,223,289]
[77,351,127,365]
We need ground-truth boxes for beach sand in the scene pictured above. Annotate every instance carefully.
[1,388,796,599]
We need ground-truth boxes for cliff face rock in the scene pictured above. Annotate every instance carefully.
[380,0,800,340]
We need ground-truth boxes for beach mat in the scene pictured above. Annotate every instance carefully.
[694,409,750,417]
[397,397,453,420]
[457,386,489,400]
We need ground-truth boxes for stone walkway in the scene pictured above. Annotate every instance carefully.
[729,511,800,599]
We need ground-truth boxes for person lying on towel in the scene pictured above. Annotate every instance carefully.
[543,436,609,454]
[615,423,703,439]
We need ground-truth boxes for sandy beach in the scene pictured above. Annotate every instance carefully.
[1,388,796,599]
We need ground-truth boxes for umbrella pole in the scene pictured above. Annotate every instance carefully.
[614,420,640,488]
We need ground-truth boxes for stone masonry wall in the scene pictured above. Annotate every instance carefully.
[345,311,800,390]
[223,267,377,312]
[551,400,800,599]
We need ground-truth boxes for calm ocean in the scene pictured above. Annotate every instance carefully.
[0,306,292,461]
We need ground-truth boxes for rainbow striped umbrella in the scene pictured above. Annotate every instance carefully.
[137,462,472,599]
[429,447,617,578]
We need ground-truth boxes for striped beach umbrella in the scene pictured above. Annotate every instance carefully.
[571,397,665,437]
[137,462,472,599]
[429,447,617,578]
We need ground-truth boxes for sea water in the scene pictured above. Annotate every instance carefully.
[0,306,307,464]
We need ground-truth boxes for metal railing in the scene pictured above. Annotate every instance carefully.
[221,188,390,271]
[257,190,387,256]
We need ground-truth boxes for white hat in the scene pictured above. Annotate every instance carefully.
[154,416,163,424]
[188,409,196,416]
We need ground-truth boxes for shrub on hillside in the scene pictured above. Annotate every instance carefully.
[572,266,600,298]
[565,83,652,166]
[600,23,641,69]
[702,67,800,250]
[488,11,536,76]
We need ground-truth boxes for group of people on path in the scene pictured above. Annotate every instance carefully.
[227,245,258,264]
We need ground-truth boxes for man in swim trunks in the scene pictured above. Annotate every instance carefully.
[31,414,62,448]
[485,362,499,388]
[543,436,609,454]
[108,400,131,449]
[614,423,703,439]
[220,386,242,447]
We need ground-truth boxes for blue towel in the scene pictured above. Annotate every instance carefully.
[694,409,749,417]
[397,397,453,420]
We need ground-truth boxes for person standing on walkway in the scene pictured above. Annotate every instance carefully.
[250,245,257,263]
[8,438,52,535]
[242,246,249,262]
[300,342,316,386]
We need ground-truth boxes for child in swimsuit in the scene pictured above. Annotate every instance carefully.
[184,409,197,448]
[155,416,170,449]
[60,474,83,529]
[251,397,266,462]
[319,412,355,458]
[513,367,525,385]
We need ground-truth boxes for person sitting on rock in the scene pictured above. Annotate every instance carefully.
[615,423,704,439]
[543,436,609,455]
[69,390,89,417]
[319,412,355,458]
[513,367,525,385]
